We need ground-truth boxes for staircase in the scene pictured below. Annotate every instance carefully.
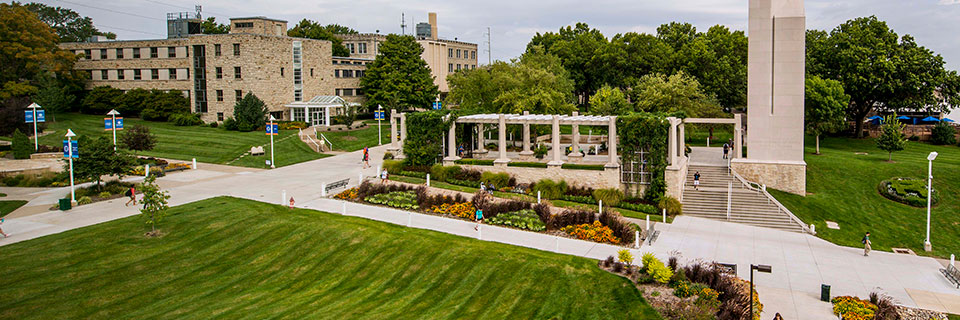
[682,165,807,232]
[299,127,327,153]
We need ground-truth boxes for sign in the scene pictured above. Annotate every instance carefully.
[62,140,78,158]
[115,117,123,130]
[36,110,45,122]
[374,110,385,120]
[25,110,33,123]
[432,101,442,110]
[104,117,124,131]
[265,122,279,135]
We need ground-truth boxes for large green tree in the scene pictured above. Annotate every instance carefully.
[22,2,114,42]
[589,85,631,115]
[233,92,268,132]
[628,72,723,118]
[804,76,849,154]
[672,26,748,109]
[527,23,608,109]
[200,17,229,34]
[0,3,83,100]
[287,19,355,57]
[71,136,135,190]
[597,32,673,90]
[361,34,438,112]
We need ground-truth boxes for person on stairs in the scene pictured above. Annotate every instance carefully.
[693,171,701,190]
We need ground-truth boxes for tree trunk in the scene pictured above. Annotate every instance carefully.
[888,152,892,162]
[855,115,865,138]
[816,135,821,155]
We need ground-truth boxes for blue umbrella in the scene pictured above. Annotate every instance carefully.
[921,116,940,122]
[943,118,955,123]
[897,115,911,120]
[867,115,883,120]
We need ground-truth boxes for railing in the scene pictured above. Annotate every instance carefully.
[299,128,323,152]
[318,131,334,150]
[728,167,815,234]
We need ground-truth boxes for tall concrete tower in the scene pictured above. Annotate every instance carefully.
[731,0,806,195]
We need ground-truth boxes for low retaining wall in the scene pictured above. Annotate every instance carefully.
[459,164,621,190]
[664,156,689,201]
[731,159,806,195]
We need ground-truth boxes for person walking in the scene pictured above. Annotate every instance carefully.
[693,171,701,190]
[125,185,137,207]
[862,232,872,256]
[0,218,8,238]
[362,147,370,169]
[773,313,783,320]
[722,143,730,159]
[474,207,484,231]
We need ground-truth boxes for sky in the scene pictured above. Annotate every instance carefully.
[20,0,960,71]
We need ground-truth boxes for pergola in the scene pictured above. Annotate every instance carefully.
[443,111,619,168]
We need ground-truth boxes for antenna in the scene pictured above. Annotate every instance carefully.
[401,13,407,35]
[195,5,202,20]
[485,27,492,65]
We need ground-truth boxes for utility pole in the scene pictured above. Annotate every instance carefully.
[401,13,407,35]
[485,27,492,65]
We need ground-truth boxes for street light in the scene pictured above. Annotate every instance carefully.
[268,115,277,169]
[750,264,772,320]
[925,151,938,251]
[65,129,77,203]
[377,104,383,146]
[106,109,120,150]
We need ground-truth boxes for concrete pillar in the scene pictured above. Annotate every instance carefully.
[399,113,407,146]
[679,122,686,159]
[445,120,460,161]
[495,114,509,165]
[520,111,533,156]
[668,119,678,166]
[606,116,618,168]
[477,123,488,154]
[388,111,398,151]
[569,111,583,158]
[548,115,563,166]
[734,113,743,159]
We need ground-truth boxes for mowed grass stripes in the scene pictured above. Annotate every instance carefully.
[0,197,660,319]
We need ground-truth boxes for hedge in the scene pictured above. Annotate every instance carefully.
[561,163,605,171]
[455,159,494,166]
[508,161,548,168]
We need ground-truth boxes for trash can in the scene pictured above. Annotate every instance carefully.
[820,284,831,302]
[58,198,71,211]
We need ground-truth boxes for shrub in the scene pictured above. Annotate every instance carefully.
[561,221,620,244]
[277,121,308,130]
[593,188,624,206]
[11,129,32,159]
[617,202,658,214]
[77,196,93,205]
[659,196,682,216]
[673,280,697,298]
[561,163,605,171]
[507,161,548,168]
[533,144,548,159]
[603,255,615,268]
[383,152,394,160]
[452,168,481,181]
[382,160,405,174]
[430,165,461,182]
[447,178,480,188]
[364,191,419,210]
[356,180,418,199]
[418,192,467,210]
[550,209,595,229]
[482,199,532,219]
[831,296,877,320]
[869,291,898,320]
[560,194,597,205]
[334,188,358,200]
[531,178,567,199]
[169,113,203,126]
[565,185,595,197]
[641,252,673,284]
[480,171,511,188]
[399,171,427,179]
[454,159,494,166]
[471,191,492,212]
[222,117,238,131]
[931,122,956,145]
[532,203,551,224]
[98,191,112,198]
[209,121,219,128]
[486,209,545,231]
[232,93,268,132]
[617,249,633,266]
[669,268,689,287]
[599,210,635,244]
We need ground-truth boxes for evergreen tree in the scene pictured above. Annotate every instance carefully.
[232,92,267,132]
[70,136,134,190]
[876,114,907,162]
[361,34,439,112]
[11,128,32,159]
[930,122,956,145]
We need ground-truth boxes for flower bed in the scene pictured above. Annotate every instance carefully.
[364,191,419,210]
[562,221,620,244]
[877,177,938,207]
[486,209,545,231]
[334,188,358,200]
[430,202,475,219]
[832,296,878,320]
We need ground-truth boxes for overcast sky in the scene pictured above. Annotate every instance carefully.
[22,0,960,70]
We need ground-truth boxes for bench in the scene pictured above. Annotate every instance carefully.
[941,264,960,288]
[325,178,349,193]
[717,263,738,275]
[250,146,265,156]
[641,222,658,244]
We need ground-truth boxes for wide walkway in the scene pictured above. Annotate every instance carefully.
[2,145,958,319]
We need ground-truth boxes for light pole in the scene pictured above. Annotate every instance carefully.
[65,129,77,203]
[925,151,938,252]
[750,264,772,320]
[26,103,44,151]
[107,109,120,150]
[377,104,383,146]
[268,115,277,169]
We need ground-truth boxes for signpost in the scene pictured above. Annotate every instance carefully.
[375,105,385,145]
[64,129,78,203]
[25,103,45,151]
[432,100,442,110]
[266,116,279,168]
[105,109,122,150]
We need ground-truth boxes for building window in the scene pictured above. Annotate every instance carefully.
[472,65,476,69]
[335,70,340,78]
[235,90,242,101]
[310,68,314,77]
[234,22,253,28]
[456,64,461,71]
[294,89,302,101]
[214,44,221,56]
[343,70,353,78]
[346,43,355,54]
[216,90,223,101]
[151,69,159,80]
[217,112,224,121]
[234,66,241,79]
[216,67,223,79]
[293,108,305,122]
[168,47,176,58]
[116,48,124,59]
[342,89,353,96]
[117,69,124,80]
[356,88,364,96]
[456,49,461,58]
[168,68,177,79]
[233,43,240,56]
[448,48,453,57]
[100,70,108,80]
[133,48,140,59]
[281,67,284,77]
[335,89,341,96]
[150,47,158,58]
[359,43,367,54]
[84,49,91,59]
[134,69,142,80]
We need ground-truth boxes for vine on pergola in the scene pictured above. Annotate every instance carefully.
[618,112,675,201]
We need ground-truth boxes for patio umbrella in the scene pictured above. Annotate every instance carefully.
[897,115,911,120]
[943,118,955,123]
[921,116,940,122]
[867,115,883,120]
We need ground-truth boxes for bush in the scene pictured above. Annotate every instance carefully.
[869,291,898,320]
[603,255,615,268]
[208,121,219,128]
[429,202,475,219]
[593,188,624,206]
[356,180,419,199]
[480,171,511,188]
[98,191,112,198]
[452,168,481,181]
[659,196,682,216]
[447,178,480,188]
[533,144,548,159]
[532,203,551,225]
[669,268,689,287]
[454,159,494,166]
[507,161,548,168]
[560,194,597,205]
[382,160,405,174]
[418,191,467,210]
[565,185,595,197]
[561,163,605,171]
[399,171,427,179]
[430,165,460,182]
[482,199,532,219]
[169,113,202,126]
[232,93,268,132]
[831,296,877,320]
[641,252,673,284]
[364,191,420,210]
[383,152,394,160]
[617,202,658,214]
[531,178,567,199]
[487,209,545,231]
[599,211,636,244]
[278,121,308,130]
[12,129,32,159]
[222,117,238,131]
[550,209,594,229]
[673,281,698,298]
[77,196,93,205]
[617,249,634,266]
[930,122,956,145]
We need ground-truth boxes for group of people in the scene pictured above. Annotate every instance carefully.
[721,138,734,159]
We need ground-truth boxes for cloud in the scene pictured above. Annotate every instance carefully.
[938,0,960,5]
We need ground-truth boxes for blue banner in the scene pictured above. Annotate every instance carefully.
[115,117,123,130]
[432,102,442,110]
[62,140,78,158]
[25,110,33,123]
[375,110,385,120]
[104,118,113,130]
[36,110,45,122]
[265,123,279,135]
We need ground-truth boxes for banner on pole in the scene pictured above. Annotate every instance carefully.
[265,122,279,135]
[62,140,78,158]
[115,117,123,130]
[374,110,385,120]
[105,117,124,131]
[25,110,33,123]
[432,101,442,110]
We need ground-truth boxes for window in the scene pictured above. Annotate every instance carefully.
[456,49,461,58]
[448,63,453,72]
[310,68,314,77]
[448,48,453,57]
[84,49,91,59]
[293,108,305,122]
[134,69,142,80]
[359,43,367,54]
[117,69,124,80]
[356,88,364,96]
[99,49,107,59]
[168,68,177,79]
[216,67,223,79]
[100,70,108,80]
[346,43,355,54]
[233,43,240,56]
[335,89,341,96]
[342,88,353,96]
[294,89,302,101]
[168,47,176,58]
[343,70,353,78]
[456,64,461,71]
[335,70,340,78]
[216,90,224,101]
[133,48,140,59]
[150,47,158,58]
[214,44,221,56]
[151,69,159,80]
[116,48,124,59]
[217,112,224,121]
[281,67,284,77]
[234,22,253,28]
[234,66,241,79]
[235,90,242,101]
[472,65,476,69]
[472,51,476,60]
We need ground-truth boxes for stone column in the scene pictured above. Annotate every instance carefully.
[734,113,743,159]
[520,111,533,157]
[668,118,678,166]
[476,123,488,154]
[548,115,563,166]
[569,112,583,160]
[444,120,460,163]
[495,114,509,165]
[396,113,407,159]
[388,111,399,151]
[606,116,618,168]
[679,122,686,159]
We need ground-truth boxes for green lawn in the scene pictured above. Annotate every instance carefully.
[319,122,390,152]
[33,113,327,168]
[770,136,960,258]
[0,200,27,218]
[0,197,660,319]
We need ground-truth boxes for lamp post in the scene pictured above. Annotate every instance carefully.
[65,129,76,203]
[750,264,772,320]
[925,151,938,252]
[107,109,120,150]
[268,115,277,169]
[377,104,383,146]
[26,103,43,151]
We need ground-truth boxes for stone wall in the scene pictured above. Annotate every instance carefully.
[458,164,621,190]
[731,159,806,195]
[664,156,689,201]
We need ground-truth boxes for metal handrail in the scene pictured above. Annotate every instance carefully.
[299,128,323,152]
[315,130,334,150]
[728,167,815,234]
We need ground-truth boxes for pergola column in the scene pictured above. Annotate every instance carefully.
[388,110,399,151]
[679,122,686,159]
[668,119,678,166]
[734,113,743,159]
[569,111,583,159]
[519,111,533,156]
[444,120,460,162]
[606,116,618,168]
[396,113,407,159]
[548,115,563,166]
[476,124,488,154]
[495,114,509,165]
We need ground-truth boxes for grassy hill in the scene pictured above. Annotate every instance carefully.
[770,136,960,258]
[0,197,660,319]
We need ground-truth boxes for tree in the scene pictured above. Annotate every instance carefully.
[361,34,438,112]
[70,136,135,190]
[140,89,189,121]
[0,96,32,136]
[121,125,157,154]
[31,76,75,117]
[81,86,123,114]
[232,92,267,131]
[287,19,352,57]
[527,23,607,109]
[22,2,112,42]
[629,72,723,118]
[0,3,82,99]
[804,76,849,154]
[876,114,907,162]
[138,175,170,236]
[598,32,673,89]
[589,85,631,115]
[12,129,32,159]
[930,122,956,145]
[674,26,748,109]
[200,17,229,34]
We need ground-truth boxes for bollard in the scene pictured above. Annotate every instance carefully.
[426,173,431,187]
[477,225,482,240]
[952,254,955,267]
[321,183,327,197]
[359,172,363,185]
[662,208,666,223]
[646,215,650,232]
[342,201,346,215]
[282,190,286,206]
[144,164,150,177]
[635,230,640,248]
[192,158,197,169]
[599,200,603,215]
[811,224,816,234]
[537,191,541,204]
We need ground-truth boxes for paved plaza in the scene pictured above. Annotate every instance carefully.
[2,145,958,319]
